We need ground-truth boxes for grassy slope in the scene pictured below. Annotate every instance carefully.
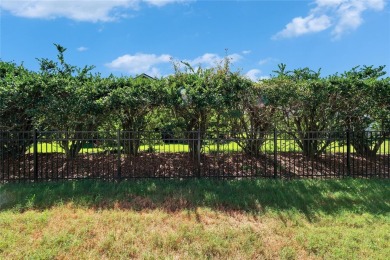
[1,179,389,259]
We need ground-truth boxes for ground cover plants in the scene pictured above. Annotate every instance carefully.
[0,179,389,259]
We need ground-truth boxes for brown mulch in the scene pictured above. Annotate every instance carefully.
[1,152,389,181]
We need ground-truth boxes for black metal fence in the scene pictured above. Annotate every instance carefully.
[0,130,389,182]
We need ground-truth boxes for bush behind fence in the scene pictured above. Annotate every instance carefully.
[0,130,389,182]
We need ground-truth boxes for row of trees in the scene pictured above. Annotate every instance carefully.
[1,45,389,158]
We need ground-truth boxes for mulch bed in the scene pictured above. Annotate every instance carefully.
[1,152,389,181]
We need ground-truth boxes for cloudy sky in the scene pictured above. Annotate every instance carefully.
[1,0,389,80]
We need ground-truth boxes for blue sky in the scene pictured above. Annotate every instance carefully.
[1,0,389,80]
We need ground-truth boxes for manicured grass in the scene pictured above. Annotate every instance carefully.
[28,142,104,154]
[29,139,390,154]
[1,179,389,259]
[140,143,190,153]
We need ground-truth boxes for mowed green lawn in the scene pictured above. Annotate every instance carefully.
[28,139,390,154]
[1,179,389,259]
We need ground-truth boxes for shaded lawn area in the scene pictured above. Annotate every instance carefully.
[1,179,389,259]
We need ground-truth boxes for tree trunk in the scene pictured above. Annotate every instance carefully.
[62,126,86,159]
[121,116,144,156]
[122,131,141,156]
[351,131,381,158]
[301,132,320,158]
[1,132,33,159]
[186,113,207,176]
[241,132,267,157]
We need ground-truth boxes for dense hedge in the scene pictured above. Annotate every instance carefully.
[1,45,389,157]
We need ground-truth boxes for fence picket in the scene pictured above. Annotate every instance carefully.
[0,130,388,182]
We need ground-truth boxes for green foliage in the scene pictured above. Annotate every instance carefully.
[164,59,249,159]
[166,59,249,131]
[103,76,162,155]
[231,80,277,156]
[1,45,389,158]
[329,65,390,156]
[0,61,40,131]
[0,61,41,157]
[266,65,337,157]
[34,44,104,158]
[329,65,385,130]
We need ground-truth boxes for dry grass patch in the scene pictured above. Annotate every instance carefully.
[1,179,389,259]
[2,205,388,259]
[1,206,277,259]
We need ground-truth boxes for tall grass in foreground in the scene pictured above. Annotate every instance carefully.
[1,179,389,259]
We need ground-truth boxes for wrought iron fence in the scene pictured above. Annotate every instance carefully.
[0,130,389,182]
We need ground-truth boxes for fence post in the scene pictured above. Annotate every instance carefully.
[346,129,351,177]
[33,129,38,181]
[197,128,201,178]
[273,128,277,179]
[117,130,121,181]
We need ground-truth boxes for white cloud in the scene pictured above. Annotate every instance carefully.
[331,0,386,38]
[273,14,332,39]
[316,0,385,10]
[186,53,242,68]
[273,0,386,39]
[259,76,270,80]
[106,51,243,77]
[0,0,138,22]
[245,69,262,81]
[0,0,188,22]
[144,0,190,7]
[77,46,88,52]
[258,57,276,66]
[315,0,344,7]
[106,53,171,77]
[242,50,251,55]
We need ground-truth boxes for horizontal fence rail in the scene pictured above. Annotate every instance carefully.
[0,130,389,182]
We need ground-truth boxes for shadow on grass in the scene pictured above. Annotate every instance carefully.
[1,178,389,219]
